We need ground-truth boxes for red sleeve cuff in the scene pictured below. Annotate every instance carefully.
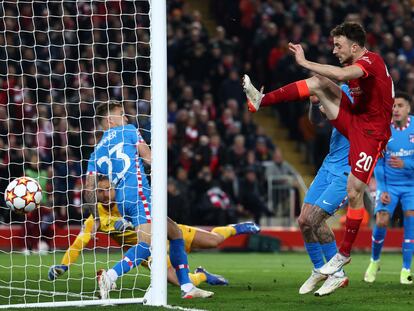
[354,63,368,78]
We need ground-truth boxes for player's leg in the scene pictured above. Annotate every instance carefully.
[98,199,152,299]
[297,169,331,294]
[400,191,414,284]
[364,207,391,283]
[48,216,94,281]
[297,203,327,294]
[321,137,385,274]
[311,178,350,296]
[190,223,260,250]
[167,218,214,298]
[243,74,342,120]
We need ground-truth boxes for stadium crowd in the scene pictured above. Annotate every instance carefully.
[0,0,413,251]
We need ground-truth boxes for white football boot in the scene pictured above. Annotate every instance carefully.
[299,269,328,294]
[242,74,264,113]
[319,253,351,275]
[314,269,349,296]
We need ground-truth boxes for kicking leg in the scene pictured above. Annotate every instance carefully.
[243,74,341,120]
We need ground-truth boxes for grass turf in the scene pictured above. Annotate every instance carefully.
[0,252,413,311]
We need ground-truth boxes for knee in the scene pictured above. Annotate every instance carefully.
[297,213,311,231]
[167,222,183,240]
[308,75,330,90]
[376,213,389,228]
[347,186,363,205]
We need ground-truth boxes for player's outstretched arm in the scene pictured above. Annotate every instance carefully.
[84,174,100,225]
[288,43,364,81]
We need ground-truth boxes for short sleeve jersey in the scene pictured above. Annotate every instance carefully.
[347,50,394,141]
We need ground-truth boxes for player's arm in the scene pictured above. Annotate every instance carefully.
[138,142,151,165]
[288,43,364,81]
[388,156,414,170]
[84,173,100,227]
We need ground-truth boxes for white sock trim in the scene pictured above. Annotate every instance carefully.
[107,269,118,283]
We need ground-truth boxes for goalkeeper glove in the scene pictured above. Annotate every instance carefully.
[114,218,135,231]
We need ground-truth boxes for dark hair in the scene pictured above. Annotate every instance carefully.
[395,91,411,102]
[96,173,109,183]
[95,100,123,123]
[330,22,366,47]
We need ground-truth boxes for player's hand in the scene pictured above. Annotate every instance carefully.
[388,156,404,168]
[288,42,306,66]
[380,192,391,205]
[114,218,134,231]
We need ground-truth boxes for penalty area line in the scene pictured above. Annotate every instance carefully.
[0,285,98,300]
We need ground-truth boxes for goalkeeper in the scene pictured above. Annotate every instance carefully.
[48,174,260,286]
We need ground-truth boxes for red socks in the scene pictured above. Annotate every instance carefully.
[339,208,365,257]
[261,80,310,107]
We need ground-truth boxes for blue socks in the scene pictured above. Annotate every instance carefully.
[113,242,151,276]
[321,241,337,262]
[371,225,387,261]
[169,239,191,286]
[402,216,414,270]
[304,242,324,269]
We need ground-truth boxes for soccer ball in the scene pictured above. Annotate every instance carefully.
[4,177,43,214]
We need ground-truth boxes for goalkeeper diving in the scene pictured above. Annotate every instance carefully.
[48,175,260,286]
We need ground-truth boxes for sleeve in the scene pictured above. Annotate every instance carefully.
[354,55,376,79]
[374,157,387,192]
[86,151,98,175]
[354,54,380,78]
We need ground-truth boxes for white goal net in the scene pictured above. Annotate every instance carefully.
[0,0,167,308]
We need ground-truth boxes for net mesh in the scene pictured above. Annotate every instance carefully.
[0,0,152,306]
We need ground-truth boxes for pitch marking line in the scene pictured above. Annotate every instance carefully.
[0,285,98,299]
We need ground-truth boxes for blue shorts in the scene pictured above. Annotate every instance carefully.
[304,167,348,215]
[116,182,152,227]
[374,186,414,216]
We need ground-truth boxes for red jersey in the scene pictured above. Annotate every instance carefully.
[347,50,394,141]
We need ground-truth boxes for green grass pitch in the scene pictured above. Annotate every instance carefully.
[0,252,413,311]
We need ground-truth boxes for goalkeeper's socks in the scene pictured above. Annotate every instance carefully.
[371,225,387,261]
[112,242,151,278]
[189,272,207,286]
[402,216,414,270]
[339,207,364,257]
[211,226,236,240]
[304,242,324,269]
[321,241,337,262]
[169,238,192,289]
[261,80,310,107]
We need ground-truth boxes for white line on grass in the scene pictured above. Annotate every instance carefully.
[0,285,97,300]
[164,305,208,311]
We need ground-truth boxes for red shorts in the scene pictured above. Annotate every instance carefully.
[330,92,387,184]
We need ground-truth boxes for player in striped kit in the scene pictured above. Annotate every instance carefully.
[364,92,414,284]
[84,101,213,299]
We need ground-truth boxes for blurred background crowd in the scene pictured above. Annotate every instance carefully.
[0,0,413,250]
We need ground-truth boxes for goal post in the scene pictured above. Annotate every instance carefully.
[147,0,168,307]
[0,0,167,308]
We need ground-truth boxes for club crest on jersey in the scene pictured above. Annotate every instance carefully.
[409,134,414,143]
